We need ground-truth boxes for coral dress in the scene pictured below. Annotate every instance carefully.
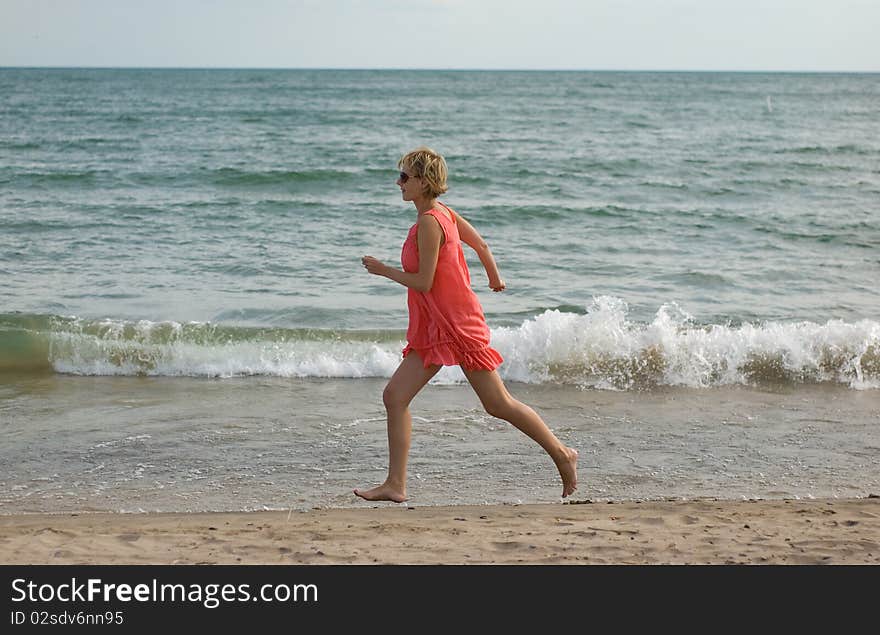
[400,203,504,371]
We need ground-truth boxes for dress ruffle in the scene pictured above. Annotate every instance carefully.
[403,342,503,371]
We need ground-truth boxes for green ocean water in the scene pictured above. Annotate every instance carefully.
[1,69,878,513]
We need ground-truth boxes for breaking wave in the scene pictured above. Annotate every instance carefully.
[1,297,877,390]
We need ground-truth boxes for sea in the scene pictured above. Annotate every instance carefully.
[1,68,878,514]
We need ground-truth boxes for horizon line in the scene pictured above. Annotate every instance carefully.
[1,65,878,74]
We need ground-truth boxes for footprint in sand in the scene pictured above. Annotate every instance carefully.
[635,516,666,526]
[492,541,523,550]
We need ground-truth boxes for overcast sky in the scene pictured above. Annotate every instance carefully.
[1,0,878,71]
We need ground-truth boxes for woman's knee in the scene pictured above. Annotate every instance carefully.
[482,395,514,420]
[383,383,409,411]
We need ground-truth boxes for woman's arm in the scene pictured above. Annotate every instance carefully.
[362,214,443,293]
[453,211,505,292]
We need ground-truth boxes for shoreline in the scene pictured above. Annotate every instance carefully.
[4,377,877,514]
[2,498,878,565]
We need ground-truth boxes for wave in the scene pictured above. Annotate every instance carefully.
[7,169,111,186]
[208,167,358,187]
[779,144,874,156]
[1,298,878,390]
[492,298,879,390]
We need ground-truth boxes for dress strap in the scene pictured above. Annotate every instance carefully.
[424,204,455,245]
[435,201,457,224]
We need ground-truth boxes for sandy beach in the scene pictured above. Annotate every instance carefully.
[1,498,878,565]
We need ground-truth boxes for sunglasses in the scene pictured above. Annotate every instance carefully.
[398,171,417,183]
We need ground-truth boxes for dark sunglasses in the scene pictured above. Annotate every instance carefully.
[399,171,417,183]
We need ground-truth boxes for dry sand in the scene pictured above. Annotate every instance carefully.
[1,498,878,565]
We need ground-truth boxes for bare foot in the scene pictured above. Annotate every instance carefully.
[353,483,407,503]
[555,447,579,498]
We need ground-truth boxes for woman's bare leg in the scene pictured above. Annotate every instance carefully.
[462,368,578,497]
[354,352,441,502]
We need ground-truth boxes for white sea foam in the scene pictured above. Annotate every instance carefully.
[43,297,879,389]
[493,296,879,389]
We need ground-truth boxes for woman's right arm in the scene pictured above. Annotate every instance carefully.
[454,212,506,292]
[362,214,443,293]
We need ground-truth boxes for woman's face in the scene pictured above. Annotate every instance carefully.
[397,168,422,202]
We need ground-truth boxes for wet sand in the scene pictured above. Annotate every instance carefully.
[1,498,878,565]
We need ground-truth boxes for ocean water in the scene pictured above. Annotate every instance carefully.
[1,69,878,513]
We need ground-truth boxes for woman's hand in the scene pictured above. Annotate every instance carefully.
[362,256,388,277]
[489,278,506,292]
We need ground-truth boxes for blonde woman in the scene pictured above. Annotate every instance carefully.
[355,147,578,502]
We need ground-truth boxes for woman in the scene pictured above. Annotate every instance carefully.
[355,146,578,502]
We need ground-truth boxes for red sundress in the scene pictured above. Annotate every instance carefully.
[400,203,504,371]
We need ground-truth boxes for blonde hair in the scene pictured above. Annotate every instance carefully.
[398,146,448,198]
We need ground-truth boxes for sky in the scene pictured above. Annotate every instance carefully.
[1,0,878,72]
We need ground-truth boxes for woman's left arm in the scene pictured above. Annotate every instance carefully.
[454,212,505,292]
[362,214,443,293]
